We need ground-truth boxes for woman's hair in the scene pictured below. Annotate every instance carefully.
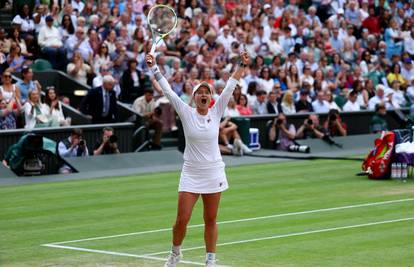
[247,81,258,95]
[237,94,249,107]
[44,87,60,110]
[9,28,21,43]
[288,65,299,81]
[282,90,294,105]
[99,43,109,57]
[61,14,75,35]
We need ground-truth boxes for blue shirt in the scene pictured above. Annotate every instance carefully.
[17,80,35,102]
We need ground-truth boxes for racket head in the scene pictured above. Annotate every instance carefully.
[147,4,178,43]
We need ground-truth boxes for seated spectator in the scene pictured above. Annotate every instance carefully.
[296,114,326,139]
[44,86,70,126]
[252,90,268,115]
[325,90,341,111]
[268,113,296,151]
[67,51,93,85]
[93,127,120,155]
[368,85,392,110]
[224,96,240,117]
[80,75,118,123]
[38,15,66,70]
[0,28,11,55]
[65,26,93,62]
[266,91,280,115]
[236,94,253,116]
[312,91,330,113]
[218,117,251,156]
[132,88,163,150]
[9,27,34,60]
[322,109,347,137]
[120,59,145,103]
[57,129,89,173]
[16,67,41,103]
[94,43,112,74]
[342,90,361,112]
[1,70,21,103]
[370,103,388,133]
[281,90,296,115]
[6,43,26,72]
[389,80,407,108]
[0,94,21,129]
[23,89,49,129]
[387,63,405,86]
[295,89,313,113]
[180,81,194,106]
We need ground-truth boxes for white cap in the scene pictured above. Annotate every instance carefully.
[264,4,271,9]
[337,8,344,14]
[192,82,213,96]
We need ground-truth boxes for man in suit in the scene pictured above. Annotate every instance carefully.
[80,75,118,123]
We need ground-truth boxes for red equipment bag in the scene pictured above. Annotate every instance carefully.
[362,131,395,180]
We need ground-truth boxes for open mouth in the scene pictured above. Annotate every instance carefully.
[201,99,207,104]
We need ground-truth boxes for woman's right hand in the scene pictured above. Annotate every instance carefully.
[146,54,155,68]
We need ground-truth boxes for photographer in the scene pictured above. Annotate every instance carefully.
[268,113,296,151]
[296,114,326,139]
[57,129,89,173]
[93,127,120,155]
[322,109,347,137]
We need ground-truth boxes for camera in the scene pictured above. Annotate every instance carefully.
[329,113,337,121]
[276,118,283,125]
[109,135,118,144]
[79,140,85,146]
[288,144,310,153]
[306,119,313,125]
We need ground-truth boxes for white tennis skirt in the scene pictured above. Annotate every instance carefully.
[178,160,229,194]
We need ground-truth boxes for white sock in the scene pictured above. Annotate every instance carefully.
[206,252,216,261]
[172,245,181,254]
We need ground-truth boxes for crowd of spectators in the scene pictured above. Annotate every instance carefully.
[1,0,414,136]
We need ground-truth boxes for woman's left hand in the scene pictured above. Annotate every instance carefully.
[240,51,250,66]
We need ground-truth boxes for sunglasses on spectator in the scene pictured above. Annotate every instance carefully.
[3,75,11,78]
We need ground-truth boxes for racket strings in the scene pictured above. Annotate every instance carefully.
[148,7,177,36]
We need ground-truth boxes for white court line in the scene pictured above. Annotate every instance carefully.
[49,197,414,245]
[145,216,414,256]
[41,243,207,266]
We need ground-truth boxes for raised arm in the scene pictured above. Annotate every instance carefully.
[215,51,250,117]
[145,54,189,116]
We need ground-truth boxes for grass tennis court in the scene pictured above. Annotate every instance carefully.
[1,159,414,266]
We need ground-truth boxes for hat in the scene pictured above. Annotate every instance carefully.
[45,15,54,22]
[264,4,271,9]
[337,8,344,14]
[192,82,213,96]
[404,58,412,64]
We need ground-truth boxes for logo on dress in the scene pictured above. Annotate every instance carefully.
[207,118,211,123]
[219,182,223,187]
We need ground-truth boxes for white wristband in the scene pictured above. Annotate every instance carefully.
[150,65,160,74]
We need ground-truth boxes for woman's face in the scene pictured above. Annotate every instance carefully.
[2,72,12,84]
[194,86,212,110]
[48,89,56,100]
[291,65,298,74]
[30,91,40,103]
[239,96,247,106]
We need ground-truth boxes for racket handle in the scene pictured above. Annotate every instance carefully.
[147,45,156,65]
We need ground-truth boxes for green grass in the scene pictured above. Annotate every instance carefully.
[1,159,414,267]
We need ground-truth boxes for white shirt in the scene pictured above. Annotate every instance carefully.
[259,78,274,94]
[401,66,414,82]
[23,102,48,129]
[312,100,331,113]
[38,25,63,48]
[65,35,93,61]
[58,137,89,158]
[157,74,238,193]
[404,35,414,55]
[342,100,361,112]
[368,96,392,110]
[72,0,85,13]
[216,34,236,52]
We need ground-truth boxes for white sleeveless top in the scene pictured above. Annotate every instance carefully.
[0,84,16,103]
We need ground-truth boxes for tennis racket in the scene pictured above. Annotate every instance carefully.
[146,4,178,63]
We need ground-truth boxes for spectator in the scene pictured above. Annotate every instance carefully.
[268,113,296,151]
[236,94,253,116]
[66,51,93,85]
[258,67,274,93]
[16,67,41,103]
[224,96,240,117]
[370,103,388,133]
[120,59,145,103]
[94,43,112,74]
[281,90,296,115]
[368,84,393,110]
[44,87,69,126]
[323,109,348,137]
[132,88,163,150]
[23,89,49,129]
[59,14,75,43]
[9,27,33,59]
[342,90,361,112]
[93,127,121,155]
[0,28,11,54]
[287,65,300,91]
[65,26,93,62]
[12,4,35,37]
[80,75,118,123]
[325,91,341,111]
[6,43,26,72]
[252,90,268,115]
[389,80,406,108]
[296,114,326,139]
[57,129,89,173]
[401,58,414,83]
[38,15,65,70]
[404,27,414,58]
[266,91,280,115]
[387,63,405,85]
[1,70,21,104]
[0,93,21,130]
[312,91,331,113]
[295,89,313,113]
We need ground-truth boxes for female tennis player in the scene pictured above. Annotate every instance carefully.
[146,51,250,267]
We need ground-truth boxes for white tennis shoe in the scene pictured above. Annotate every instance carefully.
[232,140,243,156]
[164,251,182,267]
[205,259,217,267]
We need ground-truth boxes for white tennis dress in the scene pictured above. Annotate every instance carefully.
[157,74,238,193]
